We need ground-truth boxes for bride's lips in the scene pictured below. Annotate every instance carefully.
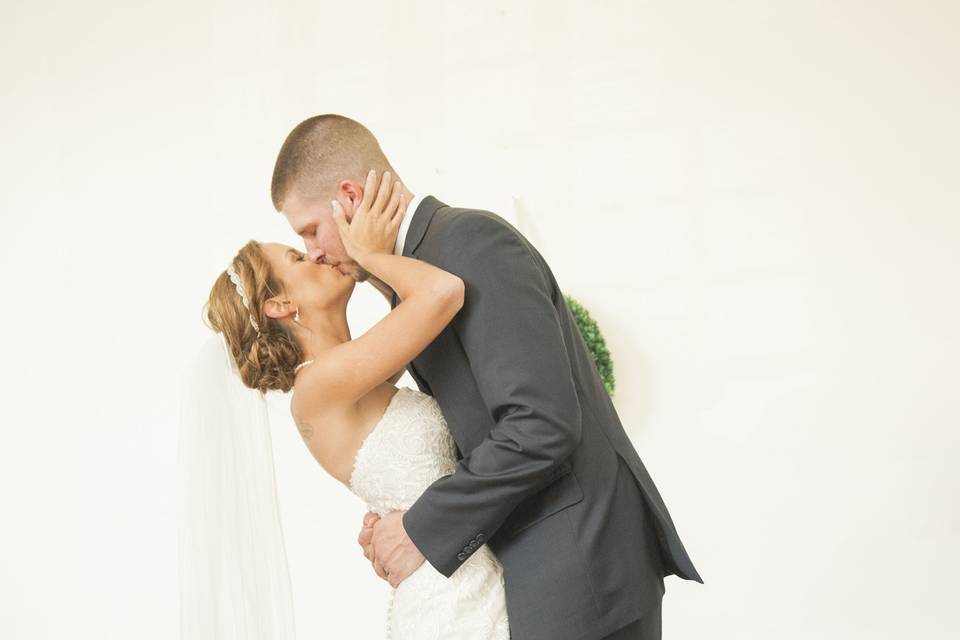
[317,259,351,277]
[322,263,349,277]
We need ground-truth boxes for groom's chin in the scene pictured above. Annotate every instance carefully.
[347,266,370,283]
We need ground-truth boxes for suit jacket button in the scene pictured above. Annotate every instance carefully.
[469,541,479,549]
[476,533,485,542]
[457,553,467,561]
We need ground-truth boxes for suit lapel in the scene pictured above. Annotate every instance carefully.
[390,194,445,309]
[390,195,446,395]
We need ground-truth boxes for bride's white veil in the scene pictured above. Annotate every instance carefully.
[177,332,297,639]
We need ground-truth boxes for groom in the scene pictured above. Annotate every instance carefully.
[271,114,702,640]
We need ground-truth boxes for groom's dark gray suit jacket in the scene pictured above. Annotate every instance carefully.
[393,196,702,640]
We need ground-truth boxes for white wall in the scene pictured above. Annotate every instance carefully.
[1,1,957,638]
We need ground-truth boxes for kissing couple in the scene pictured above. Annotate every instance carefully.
[178,114,702,640]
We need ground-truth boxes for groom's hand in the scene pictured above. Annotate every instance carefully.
[369,510,425,588]
[358,511,382,571]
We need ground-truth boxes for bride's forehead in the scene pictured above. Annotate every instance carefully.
[261,242,291,257]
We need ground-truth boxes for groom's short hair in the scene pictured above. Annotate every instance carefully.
[271,114,397,210]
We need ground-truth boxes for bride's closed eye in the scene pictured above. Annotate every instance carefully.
[285,248,307,263]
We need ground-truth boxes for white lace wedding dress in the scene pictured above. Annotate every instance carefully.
[349,386,511,640]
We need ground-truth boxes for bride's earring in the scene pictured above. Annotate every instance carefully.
[282,299,300,323]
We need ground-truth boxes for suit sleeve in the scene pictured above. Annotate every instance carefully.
[402,213,582,577]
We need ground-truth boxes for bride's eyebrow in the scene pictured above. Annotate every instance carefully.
[285,249,298,261]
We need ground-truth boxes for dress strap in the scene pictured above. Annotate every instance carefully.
[293,360,315,375]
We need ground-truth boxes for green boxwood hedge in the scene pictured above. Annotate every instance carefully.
[564,295,615,397]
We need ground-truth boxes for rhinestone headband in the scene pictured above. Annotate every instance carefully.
[226,264,261,336]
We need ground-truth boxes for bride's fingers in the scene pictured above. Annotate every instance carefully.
[358,526,374,548]
[331,200,349,236]
[390,193,407,226]
[360,168,378,210]
[383,181,402,217]
[372,170,393,213]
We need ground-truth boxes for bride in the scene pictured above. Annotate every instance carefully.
[179,171,510,639]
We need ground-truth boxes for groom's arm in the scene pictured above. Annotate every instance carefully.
[401,212,582,578]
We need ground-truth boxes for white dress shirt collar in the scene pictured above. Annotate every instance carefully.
[394,191,423,256]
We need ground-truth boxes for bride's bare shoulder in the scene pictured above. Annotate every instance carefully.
[289,358,344,414]
[290,375,350,430]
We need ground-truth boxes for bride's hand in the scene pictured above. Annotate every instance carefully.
[332,169,407,264]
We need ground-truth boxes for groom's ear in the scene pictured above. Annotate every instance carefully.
[336,179,364,219]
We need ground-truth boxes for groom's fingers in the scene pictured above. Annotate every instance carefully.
[359,522,376,546]
[382,550,414,589]
[359,513,378,564]
[372,556,388,581]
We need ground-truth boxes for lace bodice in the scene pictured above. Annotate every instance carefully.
[345,386,510,640]
[349,386,458,513]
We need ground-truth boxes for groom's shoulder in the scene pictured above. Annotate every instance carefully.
[430,202,524,245]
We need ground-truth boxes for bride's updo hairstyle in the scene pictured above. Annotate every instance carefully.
[204,240,304,393]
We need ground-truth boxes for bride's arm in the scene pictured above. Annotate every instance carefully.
[367,273,395,304]
[299,254,461,407]
[295,171,461,409]
[366,273,406,384]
